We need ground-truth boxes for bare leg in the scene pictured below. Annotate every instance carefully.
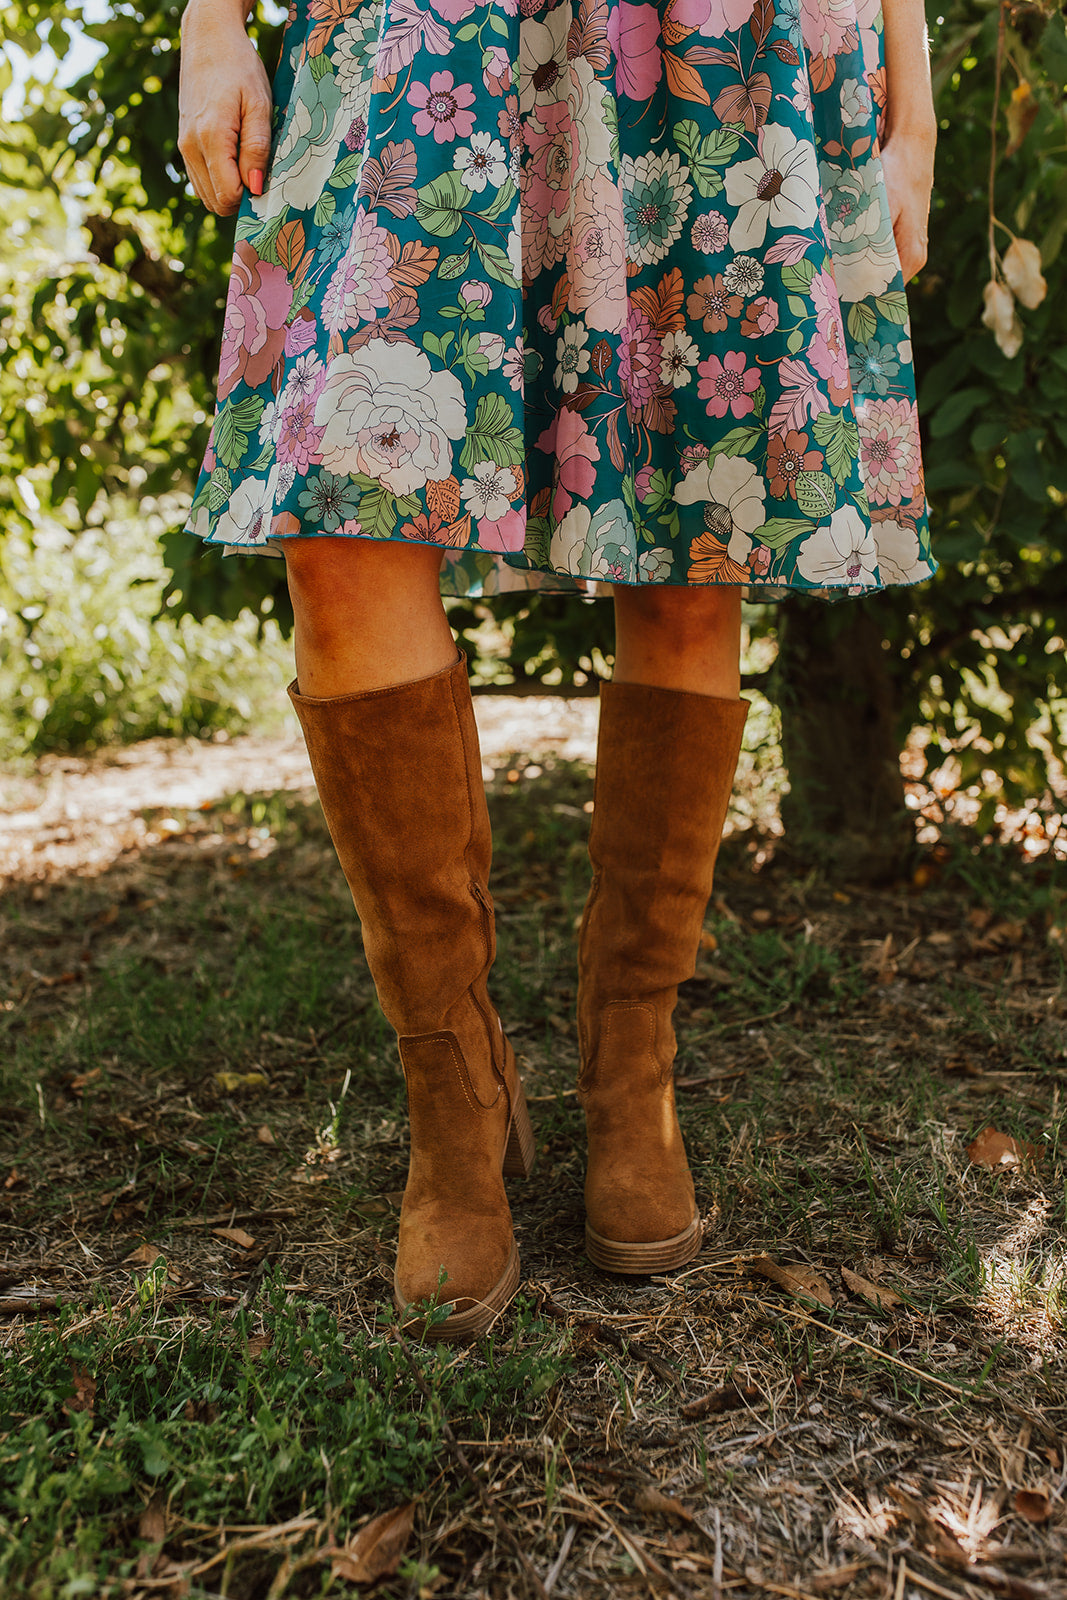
[612,584,743,697]
[283,537,457,697]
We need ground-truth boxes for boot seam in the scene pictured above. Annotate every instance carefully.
[399,1030,502,1114]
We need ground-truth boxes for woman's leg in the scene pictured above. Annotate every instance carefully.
[577,584,747,1272]
[612,583,742,697]
[283,537,456,697]
[282,537,534,1339]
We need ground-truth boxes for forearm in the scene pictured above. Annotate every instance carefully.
[181,0,255,32]
[881,0,937,141]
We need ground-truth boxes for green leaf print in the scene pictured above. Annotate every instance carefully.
[213,395,264,471]
[480,179,516,225]
[460,393,524,470]
[753,516,816,551]
[308,51,334,82]
[208,466,232,512]
[710,423,764,458]
[474,239,519,288]
[846,300,878,344]
[438,251,471,280]
[416,171,471,237]
[488,11,509,35]
[811,411,860,485]
[781,259,817,295]
[329,153,364,192]
[244,210,289,266]
[313,189,337,228]
[524,515,551,569]
[794,469,837,519]
[874,289,910,326]
[459,331,491,381]
[357,485,419,539]
[673,120,741,199]
[456,19,479,38]
[422,330,455,361]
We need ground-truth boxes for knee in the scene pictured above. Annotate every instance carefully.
[615,584,741,642]
[283,537,442,617]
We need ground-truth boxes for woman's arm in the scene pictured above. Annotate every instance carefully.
[879,0,938,281]
[178,0,272,216]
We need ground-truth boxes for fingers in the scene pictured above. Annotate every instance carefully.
[237,87,274,195]
[178,25,272,216]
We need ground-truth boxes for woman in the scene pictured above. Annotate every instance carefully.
[178,0,936,1339]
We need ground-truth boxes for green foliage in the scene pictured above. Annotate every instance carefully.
[0,1281,569,1594]
[0,508,291,756]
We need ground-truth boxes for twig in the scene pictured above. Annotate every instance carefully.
[392,1326,548,1600]
[900,1563,970,1600]
[543,1523,577,1597]
[711,1506,723,1600]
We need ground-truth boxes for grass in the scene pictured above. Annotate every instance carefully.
[1,745,1065,1598]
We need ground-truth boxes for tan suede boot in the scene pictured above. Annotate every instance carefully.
[288,656,534,1340]
[578,681,749,1273]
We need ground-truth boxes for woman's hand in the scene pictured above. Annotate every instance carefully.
[880,125,937,282]
[178,0,273,216]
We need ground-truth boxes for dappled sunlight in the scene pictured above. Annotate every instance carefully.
[977,1197,1066,1357]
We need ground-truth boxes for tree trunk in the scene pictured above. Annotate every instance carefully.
[774,598,913,882]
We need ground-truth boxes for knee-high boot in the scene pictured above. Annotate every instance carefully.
[288,656,535,1339]
[577,681,748,1273]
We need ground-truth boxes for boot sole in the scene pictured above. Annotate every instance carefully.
[395,1240,521,1342]
[585,1213,702,1275]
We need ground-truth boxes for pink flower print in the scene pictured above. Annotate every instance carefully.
[606,3,663,103]
[459,279,492,308]
[740,295,780,338]
[635,463,655,498]
[536,412,601,522]
[218,241,293,401]
[537,303,560,335]
[275,397,325,472]
[344,115,367,153]
[808,268,850,395]
[671,0,759,29]
[857,398,923,506]
[696,351,762,419]
[498,94,522,151]
[525,101,577,224]
[429,0,477,18]
[618,306,663,413]
[799,0,855,62]
[285,310,318,358]
[322,212,395,335]
[569,173,628,335]
[691,212,730,253]
[408,72,477,144]
[503,340,525,393]
[483,45,512,97]
[748,543,773,578]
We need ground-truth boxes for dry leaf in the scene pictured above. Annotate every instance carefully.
[680,1381,761,1421]
[966,1127,1041,1169]
[1005,82,1039,157]
[4,1168,23,1190]
[633,1485,692,1521]
[212,1227,256,1249]
[125,1242,162,1267]
[840,1267,902,1312]
[752,1254,835,1308]
[1002,237,1047,309]
[136,1492,168,1579]
[213,1071,269,1092]
[1014,1489,1050,1524]
[256,1124,276,1145]
[981,279,1023,359]
[65,1365,97,1416]
[330,1503,415,1585]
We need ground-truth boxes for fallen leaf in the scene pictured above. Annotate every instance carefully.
[136,1492,168,1579]
[680,1381,761,1421]
[212,1227,256,1249]
[65,1364,96,1416]
[329,1503,415,1585]
[752,1254,835,1308]
[966,1127,1041,1170]
[245,1334,272,1360]
[633,1485,692,1521]
[69,1068,102,1092]
[1014,1489,1050,1524]
[840,1267,902,1312]
[214,1071,268,1092]
[125,1242,162,1267]
[256,1124,276,1145]
[4,1168,23,1190]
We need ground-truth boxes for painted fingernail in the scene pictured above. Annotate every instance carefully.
[249,169,264,196]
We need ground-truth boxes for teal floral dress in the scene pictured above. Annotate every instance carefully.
[185,0,937,597]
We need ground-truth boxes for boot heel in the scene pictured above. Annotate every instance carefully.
[502,1076,536,1180]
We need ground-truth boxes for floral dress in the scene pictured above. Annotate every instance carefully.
[185,0,937,597]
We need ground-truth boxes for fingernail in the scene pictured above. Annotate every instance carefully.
[249,169,264,196]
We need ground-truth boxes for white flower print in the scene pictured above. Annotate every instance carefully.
[215,465,289,546]
[461,460,517,520]
[674,454,767,554]
[725,124,820,251]
[518,9,571,115]
[454,133,509,193]
[872,517,924,584]
[840,77,873,127]
[660,330,699,389]
[314,343,467,496]
[279,353,326,413]
[723,255,765,296]
[555,323,591,393]
[796,504,879,586]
